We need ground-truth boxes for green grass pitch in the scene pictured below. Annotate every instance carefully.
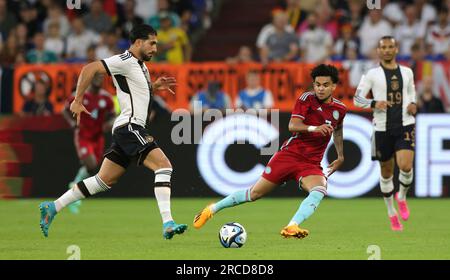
[1,198,449,260]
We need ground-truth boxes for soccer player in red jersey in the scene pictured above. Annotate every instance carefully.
[62,73,115,213]
[193,64,347,238]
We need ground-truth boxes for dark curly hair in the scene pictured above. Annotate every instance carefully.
[129,24,157,43]
[310,64,339,84]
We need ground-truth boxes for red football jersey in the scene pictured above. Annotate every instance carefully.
[66,90,115,140]
[281,92,347,164]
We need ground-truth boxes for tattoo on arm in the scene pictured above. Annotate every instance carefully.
[333,125,344,158]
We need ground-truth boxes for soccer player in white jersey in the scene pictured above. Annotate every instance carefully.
[354,36,417,231]
[39,24,188,239]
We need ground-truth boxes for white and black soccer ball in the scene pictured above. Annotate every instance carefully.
[219,222,247,248]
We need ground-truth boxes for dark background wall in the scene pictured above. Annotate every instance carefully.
[19,112,445,198]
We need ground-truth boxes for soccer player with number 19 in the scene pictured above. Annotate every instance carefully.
[194,64,347,238]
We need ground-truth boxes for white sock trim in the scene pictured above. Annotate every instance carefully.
[84,175,110,195]
[155,168,172,183]
[399,169,413,185]
[380,176,394,194]
[310,186,327,196]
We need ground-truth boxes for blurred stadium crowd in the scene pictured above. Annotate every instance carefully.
[233,0,450,64]
[0,0,449,115]
[0,0,213,65]
[1,0,449,66]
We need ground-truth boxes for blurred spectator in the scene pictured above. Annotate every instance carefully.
[235,71,273,110]
[343,52,378,88]
[96,30,120,59]
[409,43,426,80]
[26,32,58,63]
[294,0,320,13]
[256,9,295,51]
[116,0,144,39]
[190,81,232,112]
[413,0,437,30]
[417,77,446,113]
[426,7,450,57]
[133,0,158,21]
[299,12,333,63]
[0,33,20,65]
[343,0,365,31]
[358,9,393,58]
[382,0,405,27]
[285,0,308,31]
[18,1,40,39]
[0,0,17,38]
[318,4,339,40]
[260,11,299,64]
[101,0,119,20]
[226,46,256,64]
[66,18,101,60]
[148,0,181,30]
[156,13,191,64]
[43,4,70,38]
[333,24,358,60]
[394,4,426,58]
[44,21,65,58]
[86,45,98,63]
[83,0,113,34]
[21,79,53,116]
[445,46,450,61]
[174,0,211,33]
[298,1,338,40]
[15,23,31,50]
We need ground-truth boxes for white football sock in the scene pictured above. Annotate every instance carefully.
[154,168,173,224]
[398,169,413,201]
[55,175,110,213]
[155,187,173,223]
[380,176,396,216]
[54,186,85,212]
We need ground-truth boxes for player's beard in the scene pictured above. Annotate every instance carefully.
[140,49,153,61]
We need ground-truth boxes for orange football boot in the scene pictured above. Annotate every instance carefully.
[193,205,214,229]
[280,224,310,239]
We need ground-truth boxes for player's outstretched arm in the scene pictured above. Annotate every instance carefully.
[288,117,333,136]
[327,125,344,177]
[70,61,107,124]
[153,76,177,95]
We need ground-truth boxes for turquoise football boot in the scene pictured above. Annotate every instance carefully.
[39,201,57,237]
[162,221,188,239]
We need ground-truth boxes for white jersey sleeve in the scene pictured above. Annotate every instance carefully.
[354,71,374,108]
[101,53,131,76]
[406,68,417,104]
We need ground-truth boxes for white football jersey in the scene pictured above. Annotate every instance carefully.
[354,65,417,131]
[101,50,153,131]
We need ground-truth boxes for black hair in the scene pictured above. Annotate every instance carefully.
[310,64,339,84]
[378,35,397,46]
[129,24,157,43]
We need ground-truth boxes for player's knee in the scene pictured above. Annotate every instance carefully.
[398,161,412,173]
[380,163,393,177]
[154,157,172,170]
